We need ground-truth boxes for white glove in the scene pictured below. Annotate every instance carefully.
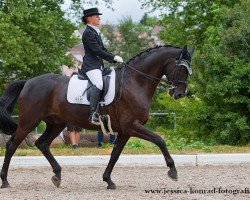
[114,55,124,63]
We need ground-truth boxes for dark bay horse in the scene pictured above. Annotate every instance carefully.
[0,45,194,189]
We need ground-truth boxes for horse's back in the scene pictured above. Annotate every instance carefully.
[19,73,69,106]
[27,73,68,85]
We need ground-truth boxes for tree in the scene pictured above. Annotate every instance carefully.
[195,0,250,145]
[140,13,159,27]
[139,0,250,145]
[0,0,78,86]
[140,0,240,47]
[0,0,117,92]
[65,0,115,23]
[102,17,154,62]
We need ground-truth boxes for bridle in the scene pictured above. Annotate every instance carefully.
[168,58,192,90]
[123,57,192,90]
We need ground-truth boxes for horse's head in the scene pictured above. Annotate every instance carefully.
[165,45,195,99]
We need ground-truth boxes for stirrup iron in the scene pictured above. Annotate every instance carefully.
[90,112,100,125]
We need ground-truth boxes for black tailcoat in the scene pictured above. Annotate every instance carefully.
[79,25,115,75]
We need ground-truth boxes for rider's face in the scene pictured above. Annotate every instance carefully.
[87,15,101,27]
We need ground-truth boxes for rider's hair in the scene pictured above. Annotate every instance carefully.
[82,17,87,25]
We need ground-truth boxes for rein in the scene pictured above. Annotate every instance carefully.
[123,63,169,87]
[122,59,191,90]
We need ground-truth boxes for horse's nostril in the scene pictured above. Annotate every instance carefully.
[176,93,185,99]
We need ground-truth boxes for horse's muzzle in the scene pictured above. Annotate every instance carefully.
[173,92,186,99]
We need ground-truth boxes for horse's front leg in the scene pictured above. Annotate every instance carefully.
[103,134,129,189]
[35,123,65,187]
[131,120,177,181]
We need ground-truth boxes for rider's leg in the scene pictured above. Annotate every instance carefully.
[86,69,103,125]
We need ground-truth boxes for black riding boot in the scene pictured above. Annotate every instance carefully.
[89,86,102,125]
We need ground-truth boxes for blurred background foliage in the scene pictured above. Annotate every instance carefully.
[0,0,249,146]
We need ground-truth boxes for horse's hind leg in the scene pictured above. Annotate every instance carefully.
[103,134,129,189]
[35,122,65,187]
[1,127,37,188]
[131,120,177,181]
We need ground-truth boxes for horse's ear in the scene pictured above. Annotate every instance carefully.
[182,45,188,53]
[189,47,195,56]
[179,45,187,60]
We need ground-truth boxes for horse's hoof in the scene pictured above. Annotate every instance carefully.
[168,169,178,181]
[51,175,61,187]
[1,181,10,189]
[107,183,116,190]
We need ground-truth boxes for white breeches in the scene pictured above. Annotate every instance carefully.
[86,69,103,90]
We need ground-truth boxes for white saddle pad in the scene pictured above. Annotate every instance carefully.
[67,68,116,105]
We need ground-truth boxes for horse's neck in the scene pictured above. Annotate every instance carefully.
[134,48,178,82]
[122,59,164,101]
[130,53,165,80]
[117,47,179,104]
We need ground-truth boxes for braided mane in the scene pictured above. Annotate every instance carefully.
[126,44,181,65]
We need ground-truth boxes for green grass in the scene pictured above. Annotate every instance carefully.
[0,130,249,156]
[0,138,249,156]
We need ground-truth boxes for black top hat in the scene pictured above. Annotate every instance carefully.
[82,7,102,20]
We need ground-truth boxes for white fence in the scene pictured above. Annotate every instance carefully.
[150,112,176,129]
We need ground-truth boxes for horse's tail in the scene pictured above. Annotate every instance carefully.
[0,80,27,135]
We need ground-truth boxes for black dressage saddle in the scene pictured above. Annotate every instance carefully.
[78,67,112,102]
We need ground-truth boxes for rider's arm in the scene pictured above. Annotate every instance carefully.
[83,31,115,63]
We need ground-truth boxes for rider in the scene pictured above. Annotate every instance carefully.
[79,7,124,125]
